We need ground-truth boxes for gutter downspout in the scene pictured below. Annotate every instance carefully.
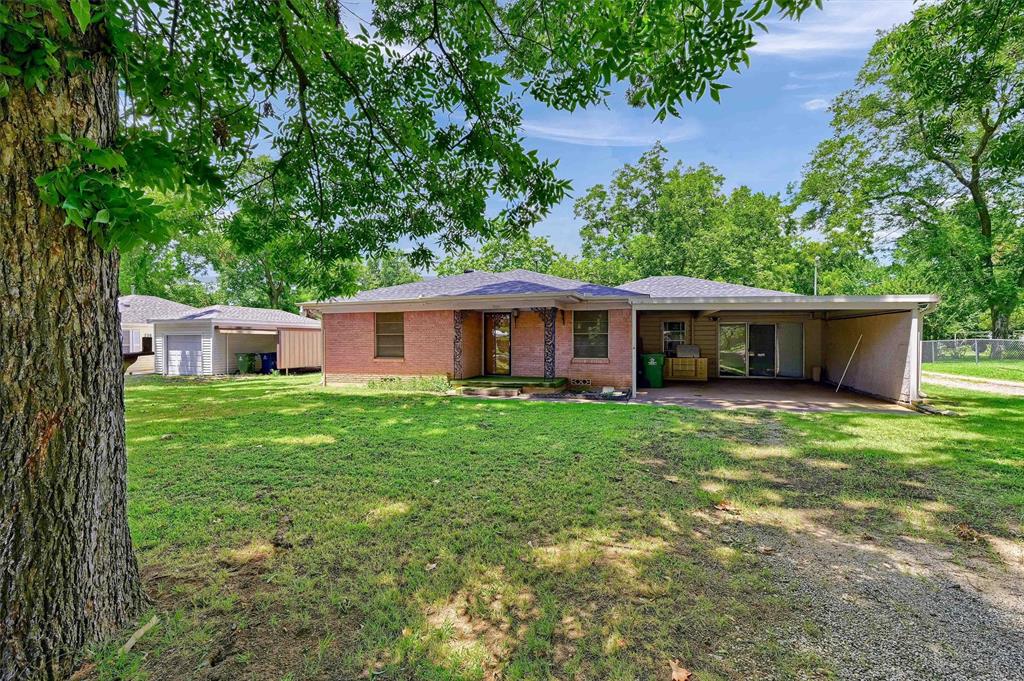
[631,306,638,399]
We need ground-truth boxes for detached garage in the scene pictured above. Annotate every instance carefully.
[151,305,321,376]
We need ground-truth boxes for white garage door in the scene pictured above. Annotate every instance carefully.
[166,335,202,375]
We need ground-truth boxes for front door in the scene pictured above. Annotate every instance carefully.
[747,324,776,377]
[484,312,511,375]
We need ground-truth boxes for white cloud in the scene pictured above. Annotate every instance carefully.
[802,98,830,111]
[788,70,853,81]
[782,83,813,91]
[750,0,916,56]
[520,109,701,147]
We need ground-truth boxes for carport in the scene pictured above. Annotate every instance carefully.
[633,379,909,412]
[629,295,939,405]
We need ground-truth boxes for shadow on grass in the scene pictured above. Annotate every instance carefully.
[102,376,1024,680]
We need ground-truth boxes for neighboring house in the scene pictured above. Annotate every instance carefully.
[119,295,199,375]
[150,305,322,376]
[301,269,939,404]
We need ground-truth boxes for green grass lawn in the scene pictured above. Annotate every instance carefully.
[923,360,1024,382]
[95,375,1023,680]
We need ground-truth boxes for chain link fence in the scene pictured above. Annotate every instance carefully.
[922,338,1024,363]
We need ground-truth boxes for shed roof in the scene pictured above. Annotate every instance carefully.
[119,295,198,324]
[151,304,320,327]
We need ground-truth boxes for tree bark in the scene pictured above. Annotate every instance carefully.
[0,7,145,680]
[992,308,1012,341]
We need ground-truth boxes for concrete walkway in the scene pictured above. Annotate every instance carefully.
[923,371,1024,396]
[633,380,909,413]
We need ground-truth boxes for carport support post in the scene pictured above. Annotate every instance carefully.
[910,307,922,402]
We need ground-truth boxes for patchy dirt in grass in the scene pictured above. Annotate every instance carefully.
[532,530,670,582]
[421,567,539,679]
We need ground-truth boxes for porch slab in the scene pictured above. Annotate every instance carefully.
[452,376,568,389]
[633,380,910,413]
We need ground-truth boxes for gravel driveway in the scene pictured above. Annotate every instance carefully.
[923,372,1024,396]
[707,513,1024,679]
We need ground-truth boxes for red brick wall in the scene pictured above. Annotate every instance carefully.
[460,311,483,379]
[323,307,634,388]
[556,308,633,389]
[323,310,454,382]
[508,308,633,388]
[511,311,546,376]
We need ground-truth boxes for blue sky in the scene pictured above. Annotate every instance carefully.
[512,0,916,255]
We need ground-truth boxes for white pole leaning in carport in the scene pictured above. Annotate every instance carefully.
[835,334,863,393]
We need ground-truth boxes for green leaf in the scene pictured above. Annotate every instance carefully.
[85,148,127,169]
[70,0,91,33]
[93,208,110,223]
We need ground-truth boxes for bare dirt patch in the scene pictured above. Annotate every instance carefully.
[421,567,539,679]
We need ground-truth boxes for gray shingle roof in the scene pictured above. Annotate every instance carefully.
[119,295,198,324]
[174,305,320,326]
[330,269,638,302]
[620,276,797,298]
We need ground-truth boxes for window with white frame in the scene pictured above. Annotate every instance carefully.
[121,329,142,353]
[375,312,405,358]
[662,321,686,356]
[573,310,609,358]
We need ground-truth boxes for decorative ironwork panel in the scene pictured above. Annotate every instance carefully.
[453,310,464,378]
[531,307,557,379]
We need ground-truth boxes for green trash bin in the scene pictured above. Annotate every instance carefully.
[236,352,255,374]
[642,353,665,389]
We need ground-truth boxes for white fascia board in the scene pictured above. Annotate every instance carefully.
[631,294,939,311]
[302,293,633,314]
[151,318,319,330]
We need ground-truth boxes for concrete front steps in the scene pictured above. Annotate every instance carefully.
[451,376,568,398]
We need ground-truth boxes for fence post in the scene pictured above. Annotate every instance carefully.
[975,339,980,364]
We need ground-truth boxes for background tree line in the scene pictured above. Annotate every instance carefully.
[124,0,1023,340]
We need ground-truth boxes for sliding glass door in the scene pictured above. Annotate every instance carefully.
[719,322,804,378]
[747,324,776,377]
[719,324,747,377]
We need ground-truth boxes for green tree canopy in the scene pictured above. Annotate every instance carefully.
[797,0,1024,336]
[3,1,826,674]
[575,144,801,290]
[435,229,564,276]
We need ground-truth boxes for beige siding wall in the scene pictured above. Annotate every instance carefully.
[691,317,719,377]
[636,311,693,355]
[122,322,155,375]
[278,328,322,370]
[126,355,155,375]
[822,311,916,402]
[638,311,823,380]
[804,319,823,379]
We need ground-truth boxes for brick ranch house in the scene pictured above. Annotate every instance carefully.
[300,269,938,404]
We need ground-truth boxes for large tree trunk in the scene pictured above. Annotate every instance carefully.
[992,308,1012,340]
[0,8,145,680]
